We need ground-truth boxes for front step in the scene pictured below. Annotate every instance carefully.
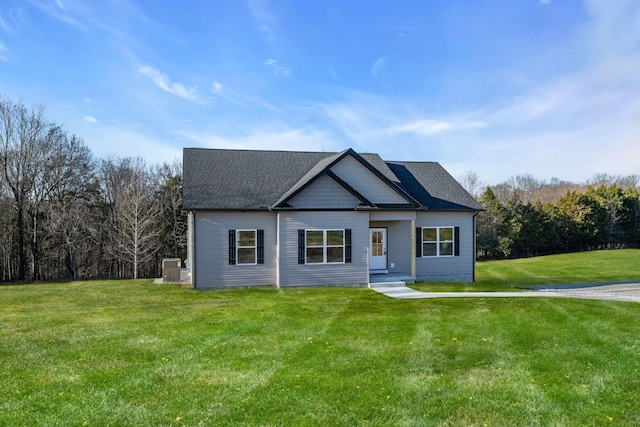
[369,281,408,288]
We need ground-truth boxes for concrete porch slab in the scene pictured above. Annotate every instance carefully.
[369,272,416,285]
[369,281,407,288]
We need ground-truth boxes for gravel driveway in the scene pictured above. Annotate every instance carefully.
[536,283,640,303]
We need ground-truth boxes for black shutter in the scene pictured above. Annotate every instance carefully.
[229,229,236,265]
[345,229,352,263]
[416,227,422,257]
[257,229,264,264]
[454,226,460,256]
[298,229,305,264]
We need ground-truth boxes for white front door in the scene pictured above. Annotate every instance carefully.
[369,228,387,272]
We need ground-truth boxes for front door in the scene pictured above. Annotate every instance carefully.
[369,228,388,272]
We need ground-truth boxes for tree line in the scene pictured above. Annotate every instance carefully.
[460,171,640,259]
[0,96,186,282]
[2,94,637,280]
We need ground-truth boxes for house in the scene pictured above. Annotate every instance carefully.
[183,147,482,289]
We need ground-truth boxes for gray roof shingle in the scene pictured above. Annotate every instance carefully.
[183,148,481,211]
[386,161,483,210]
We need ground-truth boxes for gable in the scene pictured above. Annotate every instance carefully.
[288,174,361,208]
[330,155,410,205]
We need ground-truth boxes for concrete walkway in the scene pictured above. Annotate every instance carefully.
[370,282,640,303]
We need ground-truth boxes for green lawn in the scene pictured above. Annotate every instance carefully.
[413,249,640,292]
[1,250,640,426]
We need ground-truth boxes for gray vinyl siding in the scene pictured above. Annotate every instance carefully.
[279,211,369,287]
[289,174,359,208]
[194,211,277,288]
[415,211,475,282]
[369,220,412,275]
[330,155,408,205]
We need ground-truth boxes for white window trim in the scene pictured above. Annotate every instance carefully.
[237,229,257,265]
[305,229,345,264]
[421,226,455,258]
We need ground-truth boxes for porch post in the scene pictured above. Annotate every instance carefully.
[410,218,416,277]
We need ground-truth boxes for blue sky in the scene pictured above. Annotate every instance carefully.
[1,0,639,184]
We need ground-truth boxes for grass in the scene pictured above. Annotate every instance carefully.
[0,250,639,426]
[412,248,640,292]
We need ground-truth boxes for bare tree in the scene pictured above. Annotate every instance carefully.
[457,170,484,199]
[46,135,96,280]
[0,174,14,281]
[507,174,542,204]
[102,157,161,279]
[0,96,63,280]
[153,160,187,260]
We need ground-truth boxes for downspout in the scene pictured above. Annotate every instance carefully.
[189,211,196,288]
[276,211,281,288]
[472,211,479,282]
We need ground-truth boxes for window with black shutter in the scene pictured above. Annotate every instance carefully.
[454,226,460,256]
[228,229,236,265]
[257,229,264,264]
[298,229,305,264]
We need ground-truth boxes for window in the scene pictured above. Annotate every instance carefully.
[305,229,345,264]
[229,229,264,265]
[422,227,454,257]
[237,230,257,264]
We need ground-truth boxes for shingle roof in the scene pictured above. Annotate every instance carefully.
[183,148,482,211]
[387,161,483,210]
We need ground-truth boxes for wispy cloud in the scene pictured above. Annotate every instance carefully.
[211,81,245,106]
[390,119,487,135]
[0,13,13,33]
[540,0,550,4]
[387,25,420,37]
[370,57,387,85]
[210,80,280,112]
[83,124,182,165]
[182,125,339,153]
[247,0,276,42]
[329,67,339,83]
[29,0,86,29]
[137,65,200,101]
[26,0,150,51]
[263,59,290,75]
[83,115,97,123]
[0,40,7,61]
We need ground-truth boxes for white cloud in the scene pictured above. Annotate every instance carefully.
[211,81,245,105]
[29,0,86,29]
[210,80,280,112]
[329,67,339,82]
[0,14,11,32]
[540,0,550,4]
[370,57,387,84]
[263,59,290,75]
[182,125,340,153]
[0,40,7,61]
[84,125,182,165]
[83,115,97,123]
[137,65,200,101]
[390,119,487,135]
[247,0,277,42]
